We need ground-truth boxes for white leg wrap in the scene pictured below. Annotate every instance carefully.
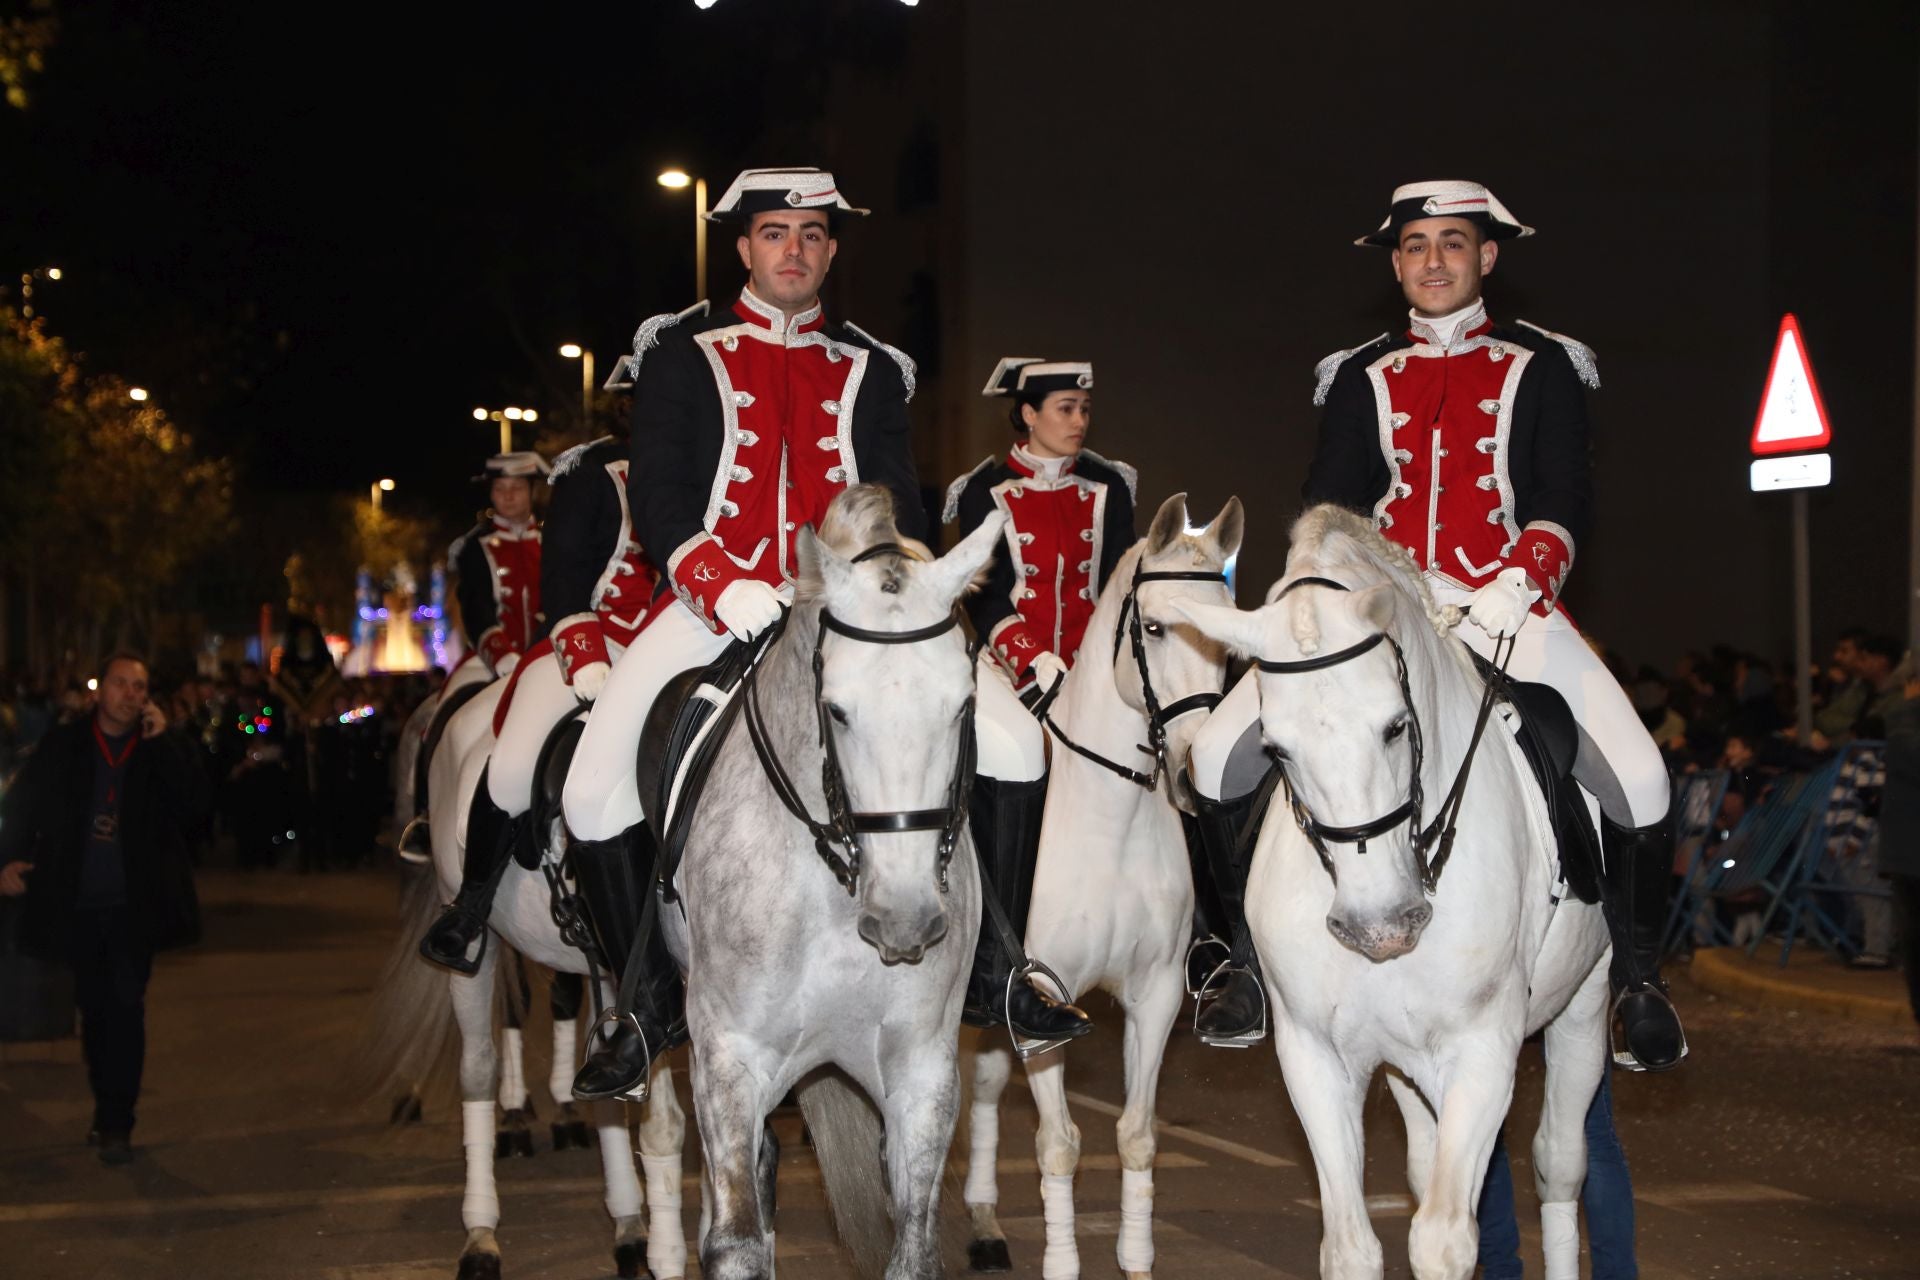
[643,1151,690,1278]
[461,1099,500,1229]
[965,1099,1001,1206]
[598,1120,644,1219]
[1540,1199,1580,1280]
[1117,1167,1154,1273]
[498,1028,527,1110]
[550,1018,577,1104]
[1040,1171,1080,1279]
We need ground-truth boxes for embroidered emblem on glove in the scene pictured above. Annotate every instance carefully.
[1012,635,1035,650]
[1533,544,1551,568]
[693,564,720,583]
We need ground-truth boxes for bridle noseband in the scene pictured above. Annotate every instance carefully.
[1038,559,1230,792]
[743,542,977,896]
[1254,575,1511,895]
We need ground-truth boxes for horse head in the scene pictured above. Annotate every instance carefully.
[1176,507,1449,963]
[796,485,1006,964]
[1107,492,1244,812]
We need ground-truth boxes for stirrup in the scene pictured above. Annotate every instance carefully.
[595,1008,654,1104]
[1006,960,1079,1062]
[1608,985,1689,1072]
[396,815,432,864]
[1184,934,1232,999]
[1192,957,1268,1049]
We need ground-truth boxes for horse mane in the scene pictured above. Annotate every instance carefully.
[1284,504,1461,644]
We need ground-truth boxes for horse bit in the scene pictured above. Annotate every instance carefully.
[743,542,978,897]
[1038,559,1230,792]
[1254,575,1511,895]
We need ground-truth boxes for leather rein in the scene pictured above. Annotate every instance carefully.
[1036,560,1230,791]
[742,542,977,897]
[1254,575,1512,895]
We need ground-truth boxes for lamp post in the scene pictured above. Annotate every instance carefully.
[559,343,594,428]
[371,477,394,512]
[658,169,708,302]
[472,405,539,454]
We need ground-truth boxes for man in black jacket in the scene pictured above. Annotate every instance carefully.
[0,652,210,1164]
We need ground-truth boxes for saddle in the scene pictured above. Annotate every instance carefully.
[528,704,589,872]
[1469,652,1602,905]
[413,679,491,813]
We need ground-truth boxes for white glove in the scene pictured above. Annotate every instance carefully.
[1030,651,1069,694]
[570,660,611,703]
[714,578,785,642]
[492,651,520,679]
[1467,566,1541,639]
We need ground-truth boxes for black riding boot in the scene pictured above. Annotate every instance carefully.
[1602,813,1688,1071]
[571,825,685,1102]
[419,766,524,974]
[961,772,1092,1050]
[1191,780,1272,1046]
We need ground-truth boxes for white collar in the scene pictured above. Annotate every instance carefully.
[1011,442,1075,485]
[1408,298,1488,350]
[737,286,823,337]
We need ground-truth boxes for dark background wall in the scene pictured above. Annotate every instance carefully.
[955,1,1916,670]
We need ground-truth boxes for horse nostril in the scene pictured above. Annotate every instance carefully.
[1402,903,1433,933]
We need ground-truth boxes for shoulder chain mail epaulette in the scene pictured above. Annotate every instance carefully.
[841,321,917,403]
[1077,448,1138,503]
[548,436,614,484]
[1516,320,1600,389]
[1313,334,1389,406]
[606,300,712,390]
[941,455,997,525]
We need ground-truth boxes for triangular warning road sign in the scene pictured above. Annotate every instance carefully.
[1750,313,1832,456]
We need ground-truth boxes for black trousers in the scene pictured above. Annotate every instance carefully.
[1894,874,1920,1028]
[67,907,154,1135]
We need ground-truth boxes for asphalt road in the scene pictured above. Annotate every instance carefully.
[1,868,1914,1280]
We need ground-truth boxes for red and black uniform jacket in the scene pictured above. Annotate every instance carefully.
[627,290,923,631]
[1303,311,1596,614]
[452,514,543,672]
[945,448,1137,683]
[542,437,659,683]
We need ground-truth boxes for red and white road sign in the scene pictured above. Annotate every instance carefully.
[1750,313,1832,457]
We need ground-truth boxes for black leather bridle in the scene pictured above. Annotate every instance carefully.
[1254,575,1511,895]
[742,543,978,897]
[1038,559,1231,791]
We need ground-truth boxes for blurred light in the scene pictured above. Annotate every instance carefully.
[522,408,538,423]
[658,169,692,189]
[504,407,524,420]
[46,267,62,280]
[472,407,488,421]
[1722,858,1737,869]
[379,478,395,491]
[128,386,149,402]
[87,678,99,691]
[559,343,583,359]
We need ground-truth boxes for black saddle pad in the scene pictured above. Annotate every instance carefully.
[1469,652,1601,905]
[413,678,491,812]
[528,709,588,868]
[637,638,762,894]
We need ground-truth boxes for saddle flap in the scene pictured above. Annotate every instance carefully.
[1470,651,1601,904]
[638,638,762,893]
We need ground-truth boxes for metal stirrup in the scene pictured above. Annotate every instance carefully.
[1006,959,1080,1062]
[593,1008,653,1104]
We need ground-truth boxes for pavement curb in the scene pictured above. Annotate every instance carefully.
[1689,948,1913,1028]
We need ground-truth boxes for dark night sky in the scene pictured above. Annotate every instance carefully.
[6,0,1919,669]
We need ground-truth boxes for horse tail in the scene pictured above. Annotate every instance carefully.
[797,1069,893,1280]
[352,865,463,1114]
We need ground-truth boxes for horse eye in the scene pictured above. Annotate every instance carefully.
[828,704,850,726]
[1143,620,1165,638]
[1385,717,1408,742]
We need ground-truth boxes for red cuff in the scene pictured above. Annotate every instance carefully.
[551,613,609,684]
[666,534,745,634]
[1504,521,1574,612]
[988,617,1044,678]
[476,626,517,672]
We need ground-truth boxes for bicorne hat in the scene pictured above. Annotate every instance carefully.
[705,167,870,224]
[474,451,550,483]
[1356,180,1534,248]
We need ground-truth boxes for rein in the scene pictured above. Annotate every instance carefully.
[742,542,977,896]
[1254,575,1512,894]
[1039,559,1229,791]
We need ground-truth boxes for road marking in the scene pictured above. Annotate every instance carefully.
[1295,1193,1414,1216]
[997,1211,1310,1277]
[1636,1181,1810,1211]
[1062,1088,1297,1168]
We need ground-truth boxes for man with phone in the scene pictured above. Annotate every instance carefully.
[0,652,209,1165]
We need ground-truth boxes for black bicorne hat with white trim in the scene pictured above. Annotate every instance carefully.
[1357,180,1535,248]
[981,357,1044,397]
[1010,361,1093,398]
[473,451,550,483]
[705,167,870,224]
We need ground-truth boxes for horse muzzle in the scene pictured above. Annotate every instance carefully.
[857,902,949,965]
[1326,899,1433,963]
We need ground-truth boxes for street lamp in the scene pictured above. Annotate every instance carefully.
[658,168,708,302]
[473,406,538,454]
[371,477,395,512]
[559,343,594,429]
[128,386,149,403]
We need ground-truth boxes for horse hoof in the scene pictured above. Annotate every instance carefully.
[967,1238,1012,1273]
[513,1129,536,1158]
[389,1093,423,1125]
[455,1253,502,1280]
[493,1133,513,1159]
[612,1239,650,1279]
[550,1122,572,1151]
[569,1120,593,1148]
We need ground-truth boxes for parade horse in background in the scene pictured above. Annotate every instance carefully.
[1176,505,1612,1280]
[368,672,691,1280]
[656,487,1004,1280]
[960,494,1243,1280]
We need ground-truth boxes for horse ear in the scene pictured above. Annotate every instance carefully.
[1200,495,1244,561]
[1169,598,1270,660]
[801,524,854,598]
[926,509,1008,604]
[1352,582,1397,633]
[1146,492,1189,554]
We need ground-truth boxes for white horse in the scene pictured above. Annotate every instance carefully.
[1176,506,1612,1280]
[369,676,690,1280]
[961,494,1243,1280]
[658,487,1003,1280]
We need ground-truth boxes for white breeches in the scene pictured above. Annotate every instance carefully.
[489,640,627,817]
[442,653,494,701]
[1190,577,1670,828]
[561,599,1049,843]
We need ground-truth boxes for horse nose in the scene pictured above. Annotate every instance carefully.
[1326,900,1431,963]
[857,905,948,965]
